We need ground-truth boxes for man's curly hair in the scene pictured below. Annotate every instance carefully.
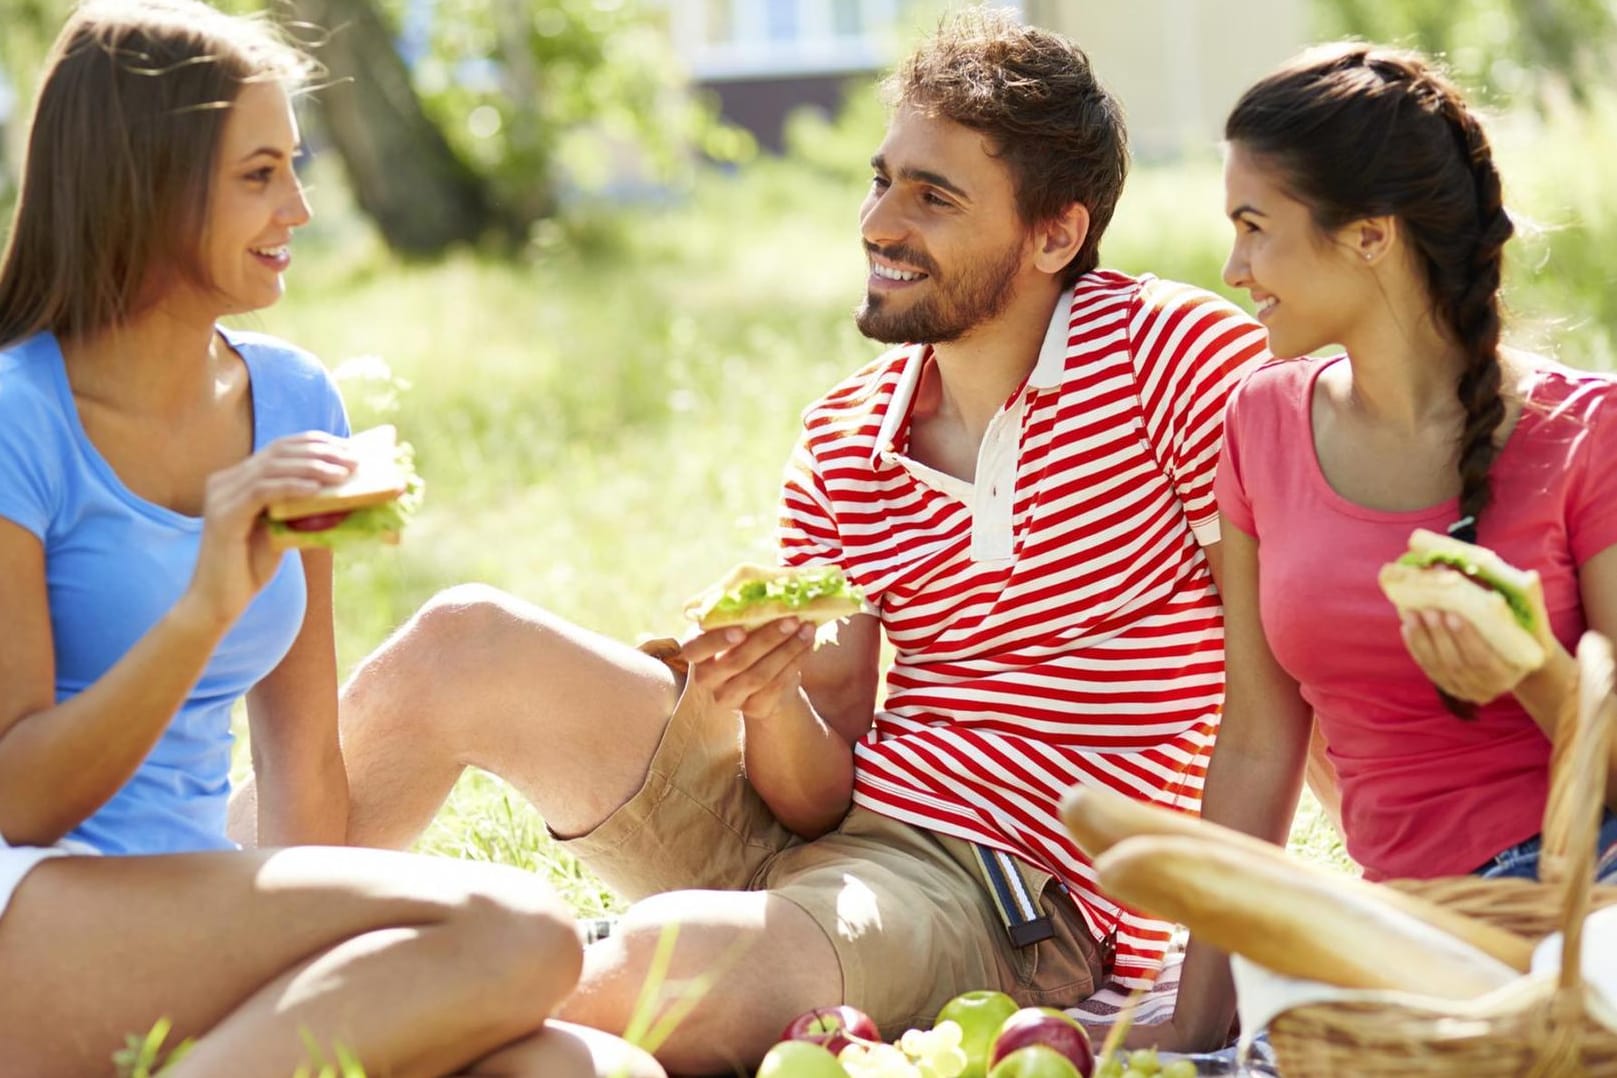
[883,7,1129,285]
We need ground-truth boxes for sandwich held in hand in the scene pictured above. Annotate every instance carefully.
[266,425,424,550]
[1377,528,1547,670]
[684,563,864,632]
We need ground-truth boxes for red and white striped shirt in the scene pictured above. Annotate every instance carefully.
[778,270,1270,985]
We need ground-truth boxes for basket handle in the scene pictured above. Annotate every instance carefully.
[1539,630,1617,994]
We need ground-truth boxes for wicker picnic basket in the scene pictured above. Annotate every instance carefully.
[1264,631,1617,1077]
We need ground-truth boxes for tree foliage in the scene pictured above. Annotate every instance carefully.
[1315,0,1617,103]
[0,0,738,256]
[376,0,742,230]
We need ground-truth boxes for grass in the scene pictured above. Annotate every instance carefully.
[234,92,1617,914]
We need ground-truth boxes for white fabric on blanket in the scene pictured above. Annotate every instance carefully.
[1066,946,1184,1027]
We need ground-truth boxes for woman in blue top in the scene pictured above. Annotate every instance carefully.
[0,3,659,1075]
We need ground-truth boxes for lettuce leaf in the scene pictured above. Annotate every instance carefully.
[1397,550,1534,629]
[266,445,425,550]
[706,566,863,619]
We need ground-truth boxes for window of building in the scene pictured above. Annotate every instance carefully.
[765,0,799,41]
[677,0,909,80]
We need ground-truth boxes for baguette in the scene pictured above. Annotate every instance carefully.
[1095,835,1520,998]
[1061,784,1535,972]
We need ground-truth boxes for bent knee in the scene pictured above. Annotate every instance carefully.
[413,583,536,647]
[349,585,565,723]
[409,584,602,676]
[449,865,584,1004]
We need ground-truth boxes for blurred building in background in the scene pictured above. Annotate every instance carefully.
[656,0,1307,159]
[1026,0,1307,160]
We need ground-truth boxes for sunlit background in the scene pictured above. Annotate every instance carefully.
[1,0,1612,900]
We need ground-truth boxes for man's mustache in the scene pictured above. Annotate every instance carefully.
[863,242,939,278]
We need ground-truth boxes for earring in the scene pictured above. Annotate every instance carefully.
[1363,252,1374,262]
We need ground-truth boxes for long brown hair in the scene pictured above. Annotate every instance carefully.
[1228,45,1514,719]
[1226,44,1513,532]
[0,0,314,348]
[885,7,1129,286]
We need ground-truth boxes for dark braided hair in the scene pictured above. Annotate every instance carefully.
[1227,45,1514,717]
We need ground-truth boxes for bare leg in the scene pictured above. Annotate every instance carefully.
[0,847,581,1077]
[558,889,843,1075]
[340,584,679,848]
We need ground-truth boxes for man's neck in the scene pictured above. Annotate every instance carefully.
[924,281,1064,443]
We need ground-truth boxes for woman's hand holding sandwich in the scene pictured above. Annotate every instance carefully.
[185,432,356,629]
[1399,586,1558,706]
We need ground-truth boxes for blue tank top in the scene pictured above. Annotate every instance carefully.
[0,328,348,854]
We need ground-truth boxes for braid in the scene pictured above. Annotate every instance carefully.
[1433,89,1512,721]
[1437,93,1513,529]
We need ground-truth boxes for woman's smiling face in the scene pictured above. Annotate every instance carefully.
[187,79,311,318]
[1222,141,1368,359]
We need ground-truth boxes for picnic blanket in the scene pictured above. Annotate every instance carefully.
[1066,946,1184,1028]
[1066,946,1280,1076]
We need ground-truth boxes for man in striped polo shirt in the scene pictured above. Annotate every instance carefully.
[334,9,1270,1072]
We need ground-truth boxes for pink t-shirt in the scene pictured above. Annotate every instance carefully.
[1216,355,1617,880]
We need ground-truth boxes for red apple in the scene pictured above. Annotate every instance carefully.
[780,1004,881,1056]
[987,1045,1082,1078]
[989,1008,1094,1078]
[936,989,1021,1078]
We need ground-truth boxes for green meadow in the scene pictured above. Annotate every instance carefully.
[237,91,1617,912]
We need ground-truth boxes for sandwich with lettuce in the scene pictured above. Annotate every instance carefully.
[265,425,423,551]
[1377,528,1546,670]
[685,563,866,632]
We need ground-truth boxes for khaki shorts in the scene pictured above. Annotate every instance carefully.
[559,640,1102,1034]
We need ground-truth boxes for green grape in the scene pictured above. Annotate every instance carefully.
[896,1022,966,1078]
[1126,1048,1162,1075]
[1094,1057,1127,1078]
[868,1043,917,1076]
[1121,1070,1152,1078]
[918,1045,967,1078]
[1161,1061,1198,1078]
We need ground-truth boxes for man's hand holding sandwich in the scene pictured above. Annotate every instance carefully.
[678,564,877,839]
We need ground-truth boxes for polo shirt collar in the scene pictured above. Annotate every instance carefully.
[1029,287,1074,390]
[869,288,1074,466]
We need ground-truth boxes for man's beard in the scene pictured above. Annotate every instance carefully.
[855,237,1025,345]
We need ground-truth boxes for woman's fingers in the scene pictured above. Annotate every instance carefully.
[204,433,359,526]
[1401,609,1524,703]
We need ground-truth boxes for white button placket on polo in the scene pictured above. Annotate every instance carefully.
[969,393,1025,564]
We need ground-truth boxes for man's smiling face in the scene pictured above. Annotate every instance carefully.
[855,106,1035,345]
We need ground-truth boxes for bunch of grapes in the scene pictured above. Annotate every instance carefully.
[1093,1047,1198,1078]
[837,1020,968,1078]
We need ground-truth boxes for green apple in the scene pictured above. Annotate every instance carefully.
[757,1039,848,1078]
[935,989,1020,1078]
[987,1045,1082,1078]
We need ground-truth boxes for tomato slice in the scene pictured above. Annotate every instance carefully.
[284,510,353,533]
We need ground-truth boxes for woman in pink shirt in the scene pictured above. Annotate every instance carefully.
[1144,42,1617,1052]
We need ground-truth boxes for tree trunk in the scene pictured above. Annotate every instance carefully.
[282,0,508,255]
